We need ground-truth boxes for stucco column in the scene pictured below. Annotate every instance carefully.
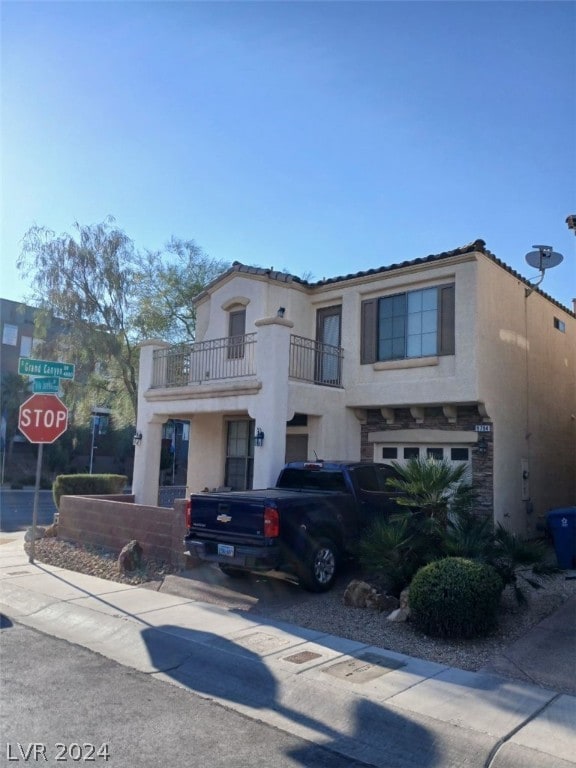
[132,419,163,505]
[250,315,294,489]
[132,339,170,505]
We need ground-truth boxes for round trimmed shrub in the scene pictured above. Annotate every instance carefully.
[409,557,504,639]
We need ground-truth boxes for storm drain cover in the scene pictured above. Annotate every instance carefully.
[323,653,406,684]
[235,632,291,654]
[284,651,322,664]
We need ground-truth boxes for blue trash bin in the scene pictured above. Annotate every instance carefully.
[547,507,576,569]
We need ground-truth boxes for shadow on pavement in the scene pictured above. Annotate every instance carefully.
[140,624,440,768]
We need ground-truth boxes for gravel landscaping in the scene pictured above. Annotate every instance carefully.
[25,535,576,673]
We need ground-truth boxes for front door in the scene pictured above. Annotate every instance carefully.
[285,434,309,463]
[224,419,254,490]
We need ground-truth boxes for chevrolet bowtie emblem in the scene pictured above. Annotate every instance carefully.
[217,514,232,523]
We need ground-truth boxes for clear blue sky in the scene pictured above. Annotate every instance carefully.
[2,1,575,309]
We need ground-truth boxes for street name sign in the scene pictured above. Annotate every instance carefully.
[32,376,60,394]
[18,357,75,380]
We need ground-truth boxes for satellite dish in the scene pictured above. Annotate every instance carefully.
[525,245,564,271]
[524,244,564,294]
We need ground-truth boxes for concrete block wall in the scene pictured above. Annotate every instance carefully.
[58,495,190,567]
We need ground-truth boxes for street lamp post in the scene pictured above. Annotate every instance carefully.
[89,407,111,474]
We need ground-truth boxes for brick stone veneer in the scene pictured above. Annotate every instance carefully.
[58,494,191,567]
[361,405,494,518]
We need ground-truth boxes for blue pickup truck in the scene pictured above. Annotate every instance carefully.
[183,460,401,592]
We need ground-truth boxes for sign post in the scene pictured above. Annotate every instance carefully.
[29,444,44,565]
[18,375,71,563]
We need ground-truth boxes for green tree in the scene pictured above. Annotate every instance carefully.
[17,217,229,422]
[18,218,141,417]
[133,237,228,343]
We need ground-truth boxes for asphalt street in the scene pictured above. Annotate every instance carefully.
[0,489,58,532]
[0,619,372,768]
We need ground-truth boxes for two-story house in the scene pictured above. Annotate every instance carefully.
[133,240,576,537]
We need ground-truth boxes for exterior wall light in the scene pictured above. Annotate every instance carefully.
[476,437,488,456]
[133,431,143,446]
[277,307,286,318]
[255,427,265,447]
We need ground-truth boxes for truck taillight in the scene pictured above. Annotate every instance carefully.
[185,500,192,528]
[264,506,279,538]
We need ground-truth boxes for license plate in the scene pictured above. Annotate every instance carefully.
[218,544,235,557]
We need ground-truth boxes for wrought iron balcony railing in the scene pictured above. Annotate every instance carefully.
[289,335,343,387]
[151,333,343,389]
[151,333,257,388]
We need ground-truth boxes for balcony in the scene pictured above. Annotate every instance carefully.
[289,334,343,388]
[151,333,343,389]
[151,334,257,388]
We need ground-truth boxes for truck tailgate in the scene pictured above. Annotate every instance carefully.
[190,492,273,541]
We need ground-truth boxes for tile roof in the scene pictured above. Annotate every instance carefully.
[208,240,573,315]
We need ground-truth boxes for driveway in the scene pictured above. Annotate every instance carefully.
[154,563,325,616]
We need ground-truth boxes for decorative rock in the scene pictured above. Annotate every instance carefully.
[400,587,410,610]
[24,526,46,542]
[387,588,411,621]
[378,594,401,612]
[387,607,410,622]
[117,540,143,573]
[44,523,58,538]
[342,579,399,612]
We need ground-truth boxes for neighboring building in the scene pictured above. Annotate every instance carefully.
[0,299,38,375]
[0,298,123,480]
[0,298,70,379]
[1,299,60,472]
[133,240,576,537]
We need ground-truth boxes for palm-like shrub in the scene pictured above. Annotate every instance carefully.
[490,524,557,603]
[358,457,556,604]
[443,507,494,560]
[444,510,557,603]
[358,513,442,596]
[358,458,475,594]
[387,457,475,528]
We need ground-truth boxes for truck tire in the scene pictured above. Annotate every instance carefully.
[219,564,249,578]
[299,537,339,592]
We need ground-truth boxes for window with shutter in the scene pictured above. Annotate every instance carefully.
[360,284,455,363]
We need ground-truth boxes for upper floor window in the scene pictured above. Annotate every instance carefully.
[20,335,33,357]
[553,317,566,333]
[2,324,18,346]
[361,284,455,363]
[228,308,246,359]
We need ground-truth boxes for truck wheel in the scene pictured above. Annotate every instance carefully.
[219,565,249,578]
[300,538,338,593]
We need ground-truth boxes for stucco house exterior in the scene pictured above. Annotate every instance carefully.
[133,239,576,537]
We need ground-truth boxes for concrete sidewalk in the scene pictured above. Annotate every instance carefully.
[1,533,575,768]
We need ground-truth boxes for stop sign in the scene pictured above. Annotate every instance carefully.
[18,394,68,444]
